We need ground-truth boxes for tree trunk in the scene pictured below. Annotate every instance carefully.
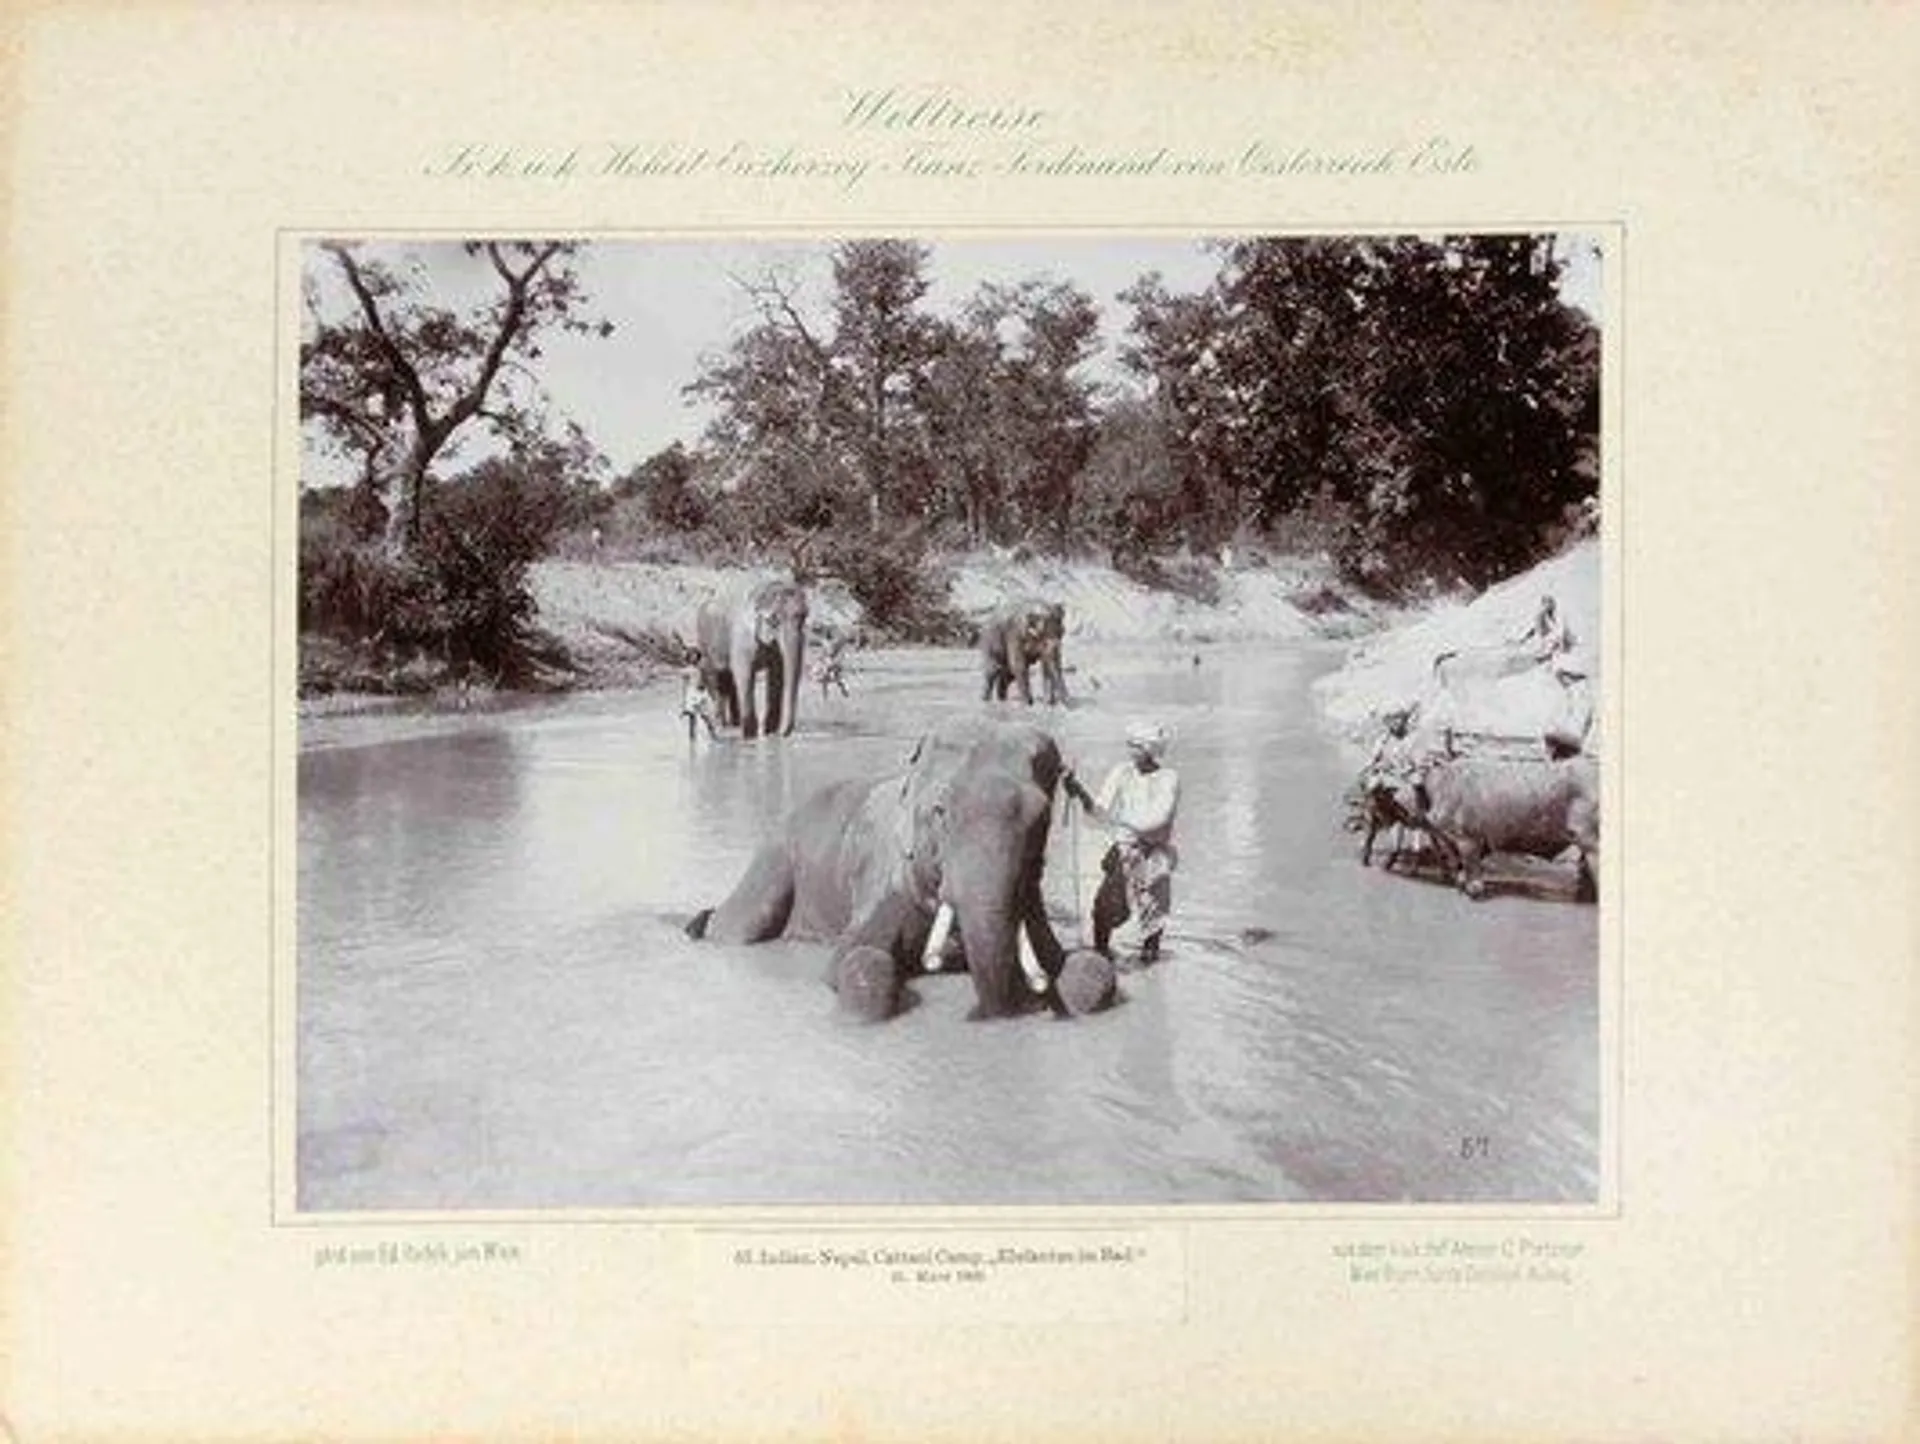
[382,443,434,558]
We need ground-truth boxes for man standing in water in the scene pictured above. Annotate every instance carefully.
[1064,720,1181,967]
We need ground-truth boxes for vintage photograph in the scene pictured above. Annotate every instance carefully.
[293,232,1605,1212]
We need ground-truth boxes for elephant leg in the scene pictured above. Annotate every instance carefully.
[826,891,930,989]
[1454,839,1488,898]
[1361,819,1379,867]
[1019,878,1067,980]
[701,842,796,942]
[1090,853,1130,956]
[709,671,737,728]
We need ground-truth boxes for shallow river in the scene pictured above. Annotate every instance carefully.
[297,642,1599,1211]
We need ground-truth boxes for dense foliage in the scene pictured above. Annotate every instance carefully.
[299,234,1599,691]
[1124,235,1598,589]
[300,440,601,688]
[685,234,1597,595]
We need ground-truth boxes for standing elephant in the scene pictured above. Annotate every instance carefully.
[978,597,1069,706]
[695,579,809,739]
[686,719,1103,1020]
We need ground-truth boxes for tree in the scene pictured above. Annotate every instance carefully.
[616,441,707,532]
[829,240,947,528]
[301,240,613,554]
[1116,269,1244,543]
[686,241,946,540]
[922,278,1100,549]
[1076,396,1185,562]
[1120,235,1599,590]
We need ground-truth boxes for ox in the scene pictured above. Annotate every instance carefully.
[1394,754,1599,902]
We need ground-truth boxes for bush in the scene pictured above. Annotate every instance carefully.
[298,459,579,693]
[1114,552,1222,606]
[813,532,971,644]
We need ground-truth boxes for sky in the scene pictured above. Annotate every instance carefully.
[302,233,1603,484]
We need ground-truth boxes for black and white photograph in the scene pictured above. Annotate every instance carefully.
[293,232,1606,1212]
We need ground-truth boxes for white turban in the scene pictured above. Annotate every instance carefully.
[1125,720,1170,759]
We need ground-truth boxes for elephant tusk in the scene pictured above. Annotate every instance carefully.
[1017,921,1050,994]
[922,901,956,972]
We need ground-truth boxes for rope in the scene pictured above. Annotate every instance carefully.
[1065,780,1086,949]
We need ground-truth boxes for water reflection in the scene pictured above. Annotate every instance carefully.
[297,642,1599,1210]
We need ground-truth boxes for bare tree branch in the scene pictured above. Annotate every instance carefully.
[325,244,430,433]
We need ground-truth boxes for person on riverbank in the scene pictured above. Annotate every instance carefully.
[679,647,718,741]
[1064,720,1181,967]
[1512,593,1573,671]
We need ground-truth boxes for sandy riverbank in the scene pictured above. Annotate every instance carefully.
[299,541,1600,756]
[1310,539,1601,753]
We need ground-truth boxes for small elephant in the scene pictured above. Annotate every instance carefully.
[686,718,1080,1020]
[978,597,1069,706]
[695,579,809,739]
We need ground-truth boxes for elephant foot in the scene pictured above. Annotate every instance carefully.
[1057,950,1116,1016]
[834,946,900,1023]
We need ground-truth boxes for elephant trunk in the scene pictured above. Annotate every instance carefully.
[731,629,762,739]
[775,620,805,737]
[954,896,1023,1019]
[1007,637,1032,704]
[944,779,1056,1018]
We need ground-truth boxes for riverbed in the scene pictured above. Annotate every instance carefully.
[296,641,1599,1210]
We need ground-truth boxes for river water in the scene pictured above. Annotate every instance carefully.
[296,642,1600,1211]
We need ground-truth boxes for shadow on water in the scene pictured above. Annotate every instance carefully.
[296,642,1599,1210]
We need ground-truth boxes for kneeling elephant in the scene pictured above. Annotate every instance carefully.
[686,718,1110,1020]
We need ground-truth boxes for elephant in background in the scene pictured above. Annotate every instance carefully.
[686,718,1083,1020]
[695,579,809,739]
[978,597,1069,706]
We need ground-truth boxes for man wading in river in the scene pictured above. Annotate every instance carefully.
[1064,720,1181,968]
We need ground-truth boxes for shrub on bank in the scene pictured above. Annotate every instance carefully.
[299,462,579,695]
[810,532,972,645]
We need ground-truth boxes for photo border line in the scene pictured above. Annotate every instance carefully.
[272,219,1627,1230]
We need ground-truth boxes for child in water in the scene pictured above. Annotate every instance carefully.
[679,647,718,741]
